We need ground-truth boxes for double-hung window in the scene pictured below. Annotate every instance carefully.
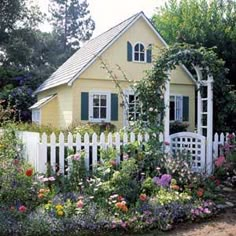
[170,95,189,122]
[89,92,110,122]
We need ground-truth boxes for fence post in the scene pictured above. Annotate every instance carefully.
[19,131,40,172]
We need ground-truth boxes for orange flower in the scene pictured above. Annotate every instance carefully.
[197,188,204,197]
[171,185,180,191]
[115,201,128,212]
[25,168,33,177]
[38,193,44,199]
[139,194,147,201]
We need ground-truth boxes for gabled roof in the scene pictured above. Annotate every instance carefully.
[34,11,195,94]
[29,94,56,109]
[34,12,142,94]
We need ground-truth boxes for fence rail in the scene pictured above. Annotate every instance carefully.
[18,131,234,175]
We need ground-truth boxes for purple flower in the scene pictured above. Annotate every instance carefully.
[153,174,172,187]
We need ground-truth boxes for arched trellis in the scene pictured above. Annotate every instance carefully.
[136,44,225,174]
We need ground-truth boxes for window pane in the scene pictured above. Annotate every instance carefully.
[140,44,144,52]
[134,44,139,51]
[170,100,175,120]
[93,95,99,106]
[100,108,107,118]
[140,53,144,61]
[93,108,99,118]
[134,53,139,61]
[100,95,107,106]
[129,95,135,103]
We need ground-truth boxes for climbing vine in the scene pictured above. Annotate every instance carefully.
[135,43,227,133]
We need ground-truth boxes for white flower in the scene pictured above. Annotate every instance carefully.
[149,107,154,112]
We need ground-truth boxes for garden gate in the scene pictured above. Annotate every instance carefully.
[170,132,206,173]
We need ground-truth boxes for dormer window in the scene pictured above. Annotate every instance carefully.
[134,43,145,62]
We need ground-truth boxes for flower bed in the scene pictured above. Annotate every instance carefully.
[0,127,224,235]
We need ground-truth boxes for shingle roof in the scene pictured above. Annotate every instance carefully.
[34,12,142,94]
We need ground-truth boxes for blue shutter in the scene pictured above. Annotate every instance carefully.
[146,44,152,63]
[183,96,189,121]
[111,93,118,121]
[81,92,89,120]
[127,41,133,62]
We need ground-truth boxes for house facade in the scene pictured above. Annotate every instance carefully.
[31,12,196,131]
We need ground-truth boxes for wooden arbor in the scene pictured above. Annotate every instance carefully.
[163,64,214,175]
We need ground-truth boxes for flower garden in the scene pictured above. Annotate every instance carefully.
[0,125,235,236]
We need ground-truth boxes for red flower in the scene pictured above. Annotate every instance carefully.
[117,195,124,201]
[77,200,84,208]
[197,188,204,197]
[215,156,225,168]
[19,205,27,212]
[139,193,147,201]
[25,168,33,177]
[215,179,221,186]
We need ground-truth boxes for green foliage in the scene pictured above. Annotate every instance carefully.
[152,0,236,131]
[49,0,95,52]
[170,121,189,134]
[150,188,191,206]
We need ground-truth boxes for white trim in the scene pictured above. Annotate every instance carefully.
[123,89,136,127]
[29,94,57,110]
[133,41,146,63]
[89,91,111,123]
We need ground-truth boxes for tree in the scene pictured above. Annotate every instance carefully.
[50,0,95,55]
[152,0,236,131]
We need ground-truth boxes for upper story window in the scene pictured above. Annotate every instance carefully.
[134,43,145,62]
[32,109,41,124]
[127,41,152,63]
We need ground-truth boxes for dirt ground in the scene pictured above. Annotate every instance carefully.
[166,209,236,236]
[139,208,236,236]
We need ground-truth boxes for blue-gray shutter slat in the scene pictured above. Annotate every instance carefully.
[183,96,189,121]
[127,41,133,62]
[146,44,152,63]
[111,93,118,121]
[81,92,89,120]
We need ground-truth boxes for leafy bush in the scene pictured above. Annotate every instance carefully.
[170,121,189,134]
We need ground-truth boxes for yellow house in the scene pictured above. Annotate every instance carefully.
[31,12,196,131]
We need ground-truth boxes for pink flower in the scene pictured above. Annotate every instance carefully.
[73,153,80,160]
[164,141,170,145]
[77,200,84,208]
[203,208,211,214]
[48,176,55,181]
[215,156,225,168]
[227,134,234,140]
[19,205,27,213]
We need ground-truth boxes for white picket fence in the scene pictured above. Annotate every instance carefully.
[18,131,234,175]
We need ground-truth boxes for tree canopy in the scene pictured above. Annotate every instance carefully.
[152,0,236,131]
[0,0,95,121]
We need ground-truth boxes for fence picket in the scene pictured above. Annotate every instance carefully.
[115,132,121,164]
[40,133,47,174]
[76,133,81,152]
[213,133,219,160]
[107,133,113,148]
[137,133,143,142]
[100,132,106,149]
[130,132,135,142]
[92,133,98,169]
[50,133,56,172]
[59,133,65,175]
[84,133,90,170]
[123,132,128,145]
[68,132,73,151]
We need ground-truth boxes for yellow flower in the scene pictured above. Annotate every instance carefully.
[55,204,63,210]
[57,210,64,216]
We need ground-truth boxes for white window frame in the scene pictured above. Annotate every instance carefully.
[170,95,183,122]
[133,42,146,63]
[89,91,111,123]
[123,89,140,126]
[32,108,41,124]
